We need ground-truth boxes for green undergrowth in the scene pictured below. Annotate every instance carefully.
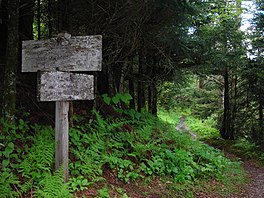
[0,107,246,197]
[158,108,219,139]
[158,108,247,195]
[67,108,246,197]
[207,138,264,164]
[0,119,71,198]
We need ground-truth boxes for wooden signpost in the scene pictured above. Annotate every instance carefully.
[22,34,102,181]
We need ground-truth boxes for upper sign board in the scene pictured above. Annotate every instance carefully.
[22,35,102,72]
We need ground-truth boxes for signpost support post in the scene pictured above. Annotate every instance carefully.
[55,101,69,180]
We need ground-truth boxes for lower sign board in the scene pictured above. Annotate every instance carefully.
[38,71,94,101]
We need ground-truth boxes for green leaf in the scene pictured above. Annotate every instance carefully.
[2,159,9,168]
[7,142,14,149]
[121,93,132,105]
[122,193,129,198]
[102,94,111,105]
[112,95,120,104]
[3,142,15,157]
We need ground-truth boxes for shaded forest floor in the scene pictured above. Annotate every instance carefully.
[75,141,264,198]
[74,116,264,198]
[75,140,264,198]
[2,106,262,198]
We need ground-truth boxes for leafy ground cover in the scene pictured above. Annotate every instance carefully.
[0,106,247,197]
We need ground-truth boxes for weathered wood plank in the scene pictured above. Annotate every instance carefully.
[55,101,69,181]
[22,35,102,72]
[37,71,94,101]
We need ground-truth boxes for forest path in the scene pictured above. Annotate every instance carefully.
[234,159,264,198]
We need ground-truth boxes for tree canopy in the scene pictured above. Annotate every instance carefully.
[0,0,263,146]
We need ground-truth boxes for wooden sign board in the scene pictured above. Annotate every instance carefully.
[22,35,102,72]
[38,71,94,101]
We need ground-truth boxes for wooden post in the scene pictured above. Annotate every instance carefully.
[55,101,69,181]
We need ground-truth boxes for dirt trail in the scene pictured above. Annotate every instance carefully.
[236,160,264,198]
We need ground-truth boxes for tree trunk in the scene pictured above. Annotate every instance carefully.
[108,65,115,97]
[259,94,263,140]
[19,0,34,40]
[151,56,157,116]
[148,84,152,113]
[137,65,143,112]
[221,67,233,139]
[137,38,145,112]
[17,0,35,114]
[129,78,135,109]
[0,0,8,112]
[3,0,19,121]
[128,59,135,109]
[151,82,158,116]
[231,75,238,138]
[146,53,158,115]
[97,69,109,95]
[113,62,122,93]
[260,98,263,128]
[48,0,52,37]
[57,0,71,32]
[146,53,153,113]
[37,0,41,39]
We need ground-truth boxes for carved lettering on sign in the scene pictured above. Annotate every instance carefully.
[38,71,94,101]
[22,35,102,72]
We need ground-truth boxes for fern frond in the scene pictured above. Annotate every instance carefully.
[35,169,71,198]
[0,171,20,198]
[19,126,55,181]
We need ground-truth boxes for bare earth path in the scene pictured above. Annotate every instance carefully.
[236,160,264,198]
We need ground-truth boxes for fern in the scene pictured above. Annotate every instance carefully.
[0,170,20,198]
[19,180,33,195]
[93,110,108,132]
[36,169,71,198]
[19,126,55,181]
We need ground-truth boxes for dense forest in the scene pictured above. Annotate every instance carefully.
[0,0,264,197]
